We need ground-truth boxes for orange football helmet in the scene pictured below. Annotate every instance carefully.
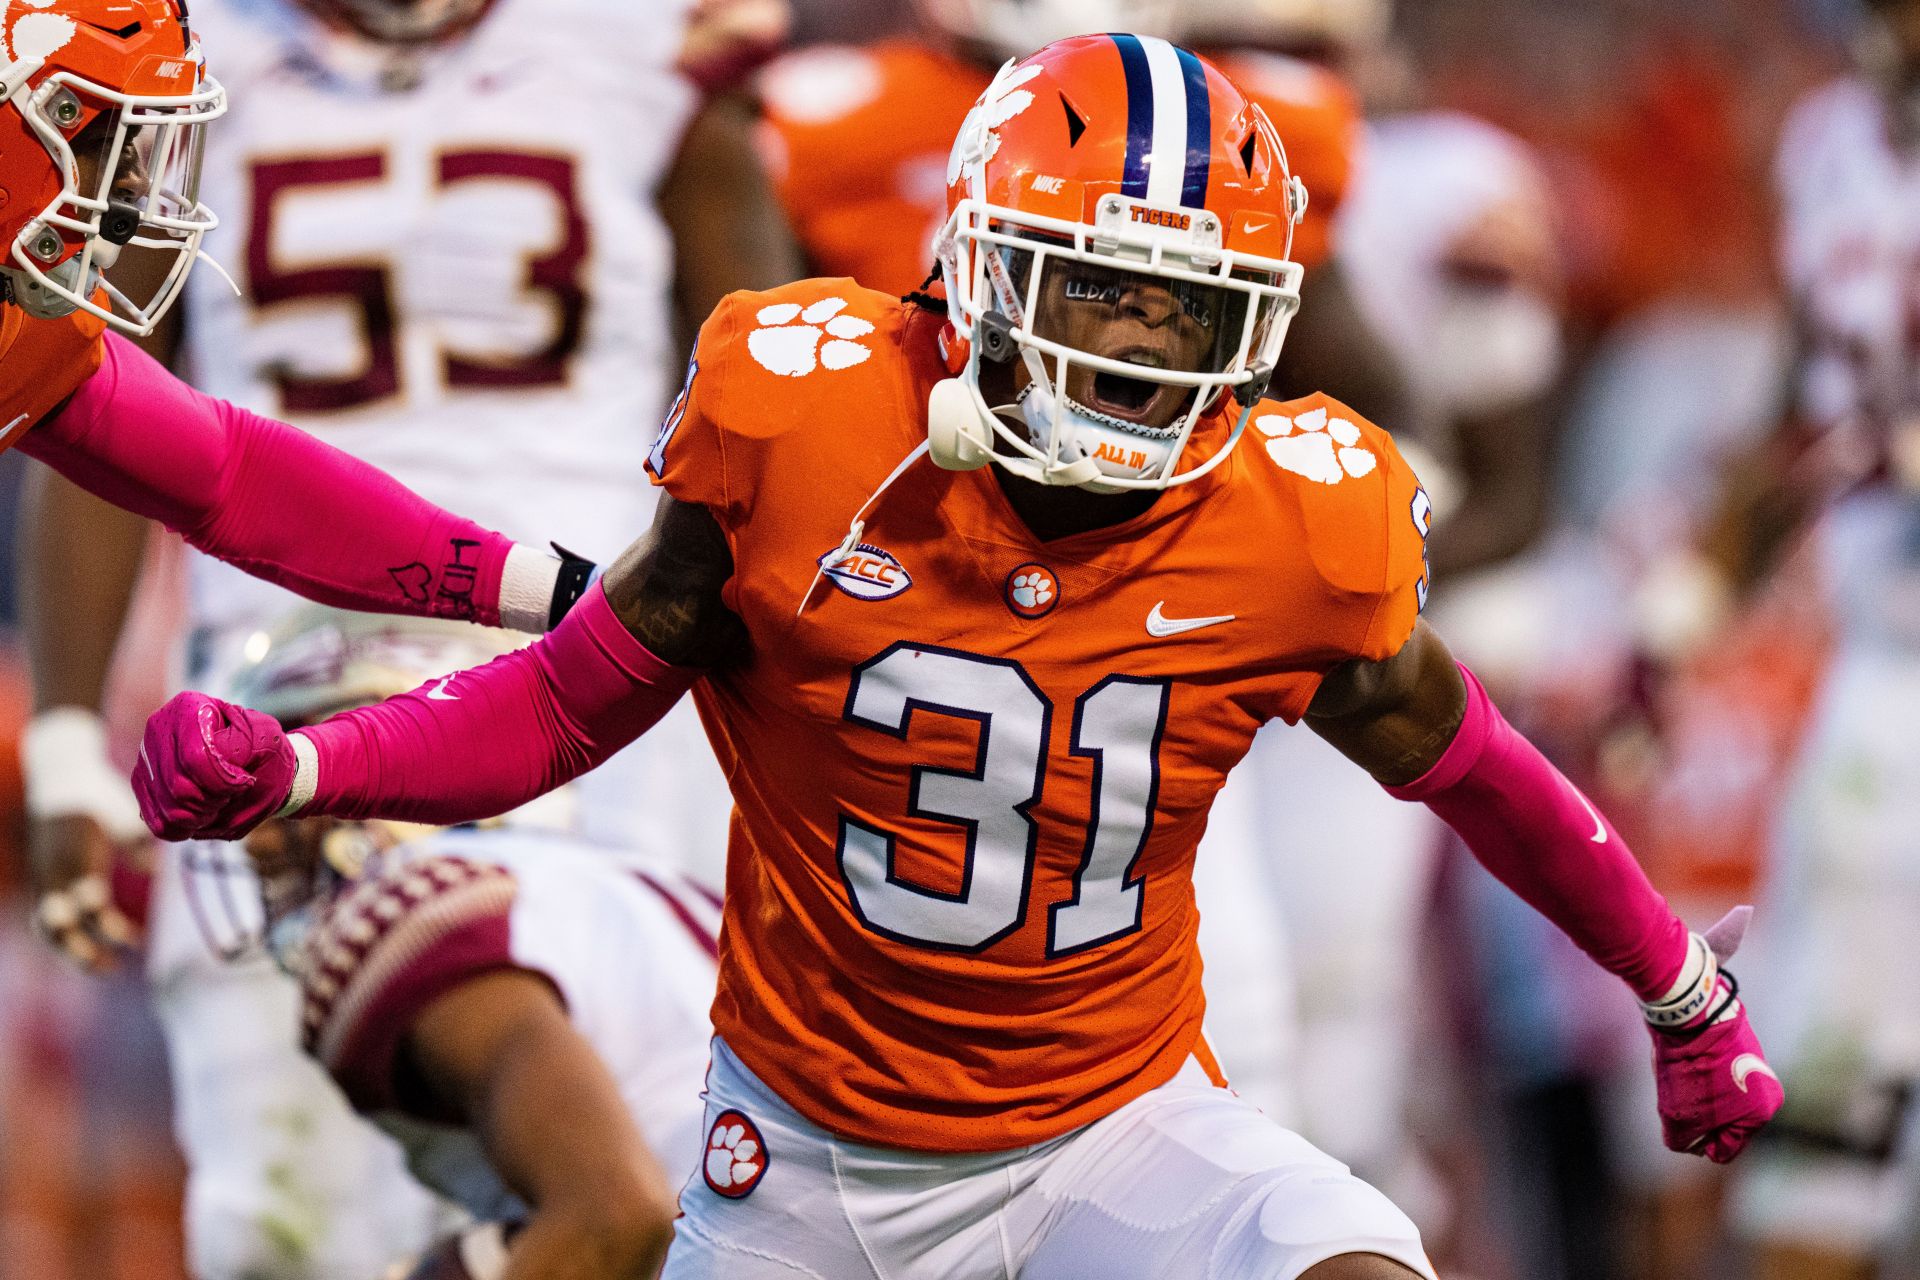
[0,0,224,335]
[930,34,1306,491]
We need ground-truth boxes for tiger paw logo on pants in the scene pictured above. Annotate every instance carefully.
[747,298,874,377]
[703,1109,768,1199]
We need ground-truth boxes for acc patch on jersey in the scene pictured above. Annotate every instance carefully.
[820,542,912,601]
[703,1109,768,1199]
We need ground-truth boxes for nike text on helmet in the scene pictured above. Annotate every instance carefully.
[0,0,226,335]
[913,0,1179,62]
[293,0,498,45]
[930,35,1307,492]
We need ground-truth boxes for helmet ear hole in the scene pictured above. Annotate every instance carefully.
[927,378,995,471]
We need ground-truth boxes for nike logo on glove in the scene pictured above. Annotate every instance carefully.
[1732,1054,1778,1094]
[1146,602,1235,638]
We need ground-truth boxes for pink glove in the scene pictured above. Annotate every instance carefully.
[135,693,298,842]
[1643,907,1784,1162]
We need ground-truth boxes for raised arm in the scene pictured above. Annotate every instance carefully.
[134,494,744,840]
[17,332,580,633]
[1306,622,1784,1162]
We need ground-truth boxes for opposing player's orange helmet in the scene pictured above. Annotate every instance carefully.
[930,34,1306,490]
[0,0,224,335]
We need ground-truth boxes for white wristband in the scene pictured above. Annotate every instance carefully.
[499,543,562,635]
[1641,932,1719,1029]
[278,732,320,818]
[21,707,148,841]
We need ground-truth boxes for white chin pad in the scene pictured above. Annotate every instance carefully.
[1020,383,1177,484]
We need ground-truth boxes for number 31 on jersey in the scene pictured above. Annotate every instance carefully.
[838,644,1168,958]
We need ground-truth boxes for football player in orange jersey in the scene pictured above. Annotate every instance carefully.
[139,37,1783,1279]
[759,0,1406,1121]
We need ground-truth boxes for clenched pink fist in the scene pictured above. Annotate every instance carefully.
[1644,907,1784,1163]
[135,693,299,842]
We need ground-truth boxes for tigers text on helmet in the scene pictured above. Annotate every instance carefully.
[913,0,1177,62]
[931,34,1306,492]
[0,0,224,335]
[181,608,571,966]
[292,0,497,45]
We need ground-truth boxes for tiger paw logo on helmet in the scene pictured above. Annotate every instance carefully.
[703,1109,768,1199]
[1257,407,1378,485]
[747,297,873,377]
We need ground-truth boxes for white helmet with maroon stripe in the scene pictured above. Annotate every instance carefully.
[182,608,571,964]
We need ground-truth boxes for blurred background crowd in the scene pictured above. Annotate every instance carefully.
[2,0,1915,1276]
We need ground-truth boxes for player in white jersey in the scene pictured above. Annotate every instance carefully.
[227,607,720,1278]
[16,1,797,1274]
[1725,3,1920,1270]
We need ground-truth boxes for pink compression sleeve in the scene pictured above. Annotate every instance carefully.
[297,582,697,825]
[20,332,512,626]
[1386,664,1690,1002]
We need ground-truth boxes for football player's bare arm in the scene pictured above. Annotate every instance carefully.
[1304,620,1467,787]
[1309,620,1783,1162]
[16,468,152,970]
[135,500,733,840]
[659,91,806,333]
[400,970,676,1279]
[600,494,748,667]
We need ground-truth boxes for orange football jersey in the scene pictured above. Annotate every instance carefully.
[646,279,1428,1152]
[0,303,105,448]
[756,41,1359,298]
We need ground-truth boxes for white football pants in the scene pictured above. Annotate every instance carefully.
[665,1037,1436,1280]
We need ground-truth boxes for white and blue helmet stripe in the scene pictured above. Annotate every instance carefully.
[1109,33,1213,209]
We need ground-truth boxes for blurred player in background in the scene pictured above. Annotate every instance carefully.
[18,0,799,1274]
[226,610,720,1280]
[755,0,1411,1121]
[1719,0,1920,1274]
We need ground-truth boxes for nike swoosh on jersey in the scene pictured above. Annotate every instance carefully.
[1731,1053,1778,1094]
[1145,602,1235,637]
[1,413,30,441]
[427,678,461,702]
